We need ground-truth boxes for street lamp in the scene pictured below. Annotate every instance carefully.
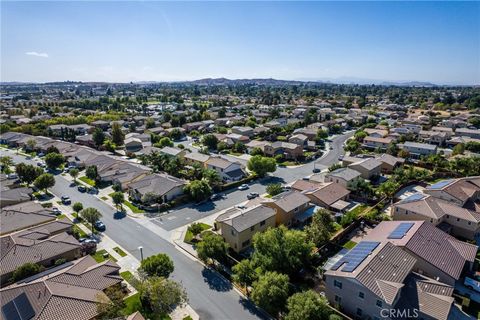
[138,246,144,262]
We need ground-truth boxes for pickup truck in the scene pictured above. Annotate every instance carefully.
[464,274,480,293]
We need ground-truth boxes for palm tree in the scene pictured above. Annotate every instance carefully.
[79,208,102,235]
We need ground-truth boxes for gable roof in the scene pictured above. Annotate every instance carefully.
[269,191,310,213]
[216,205,276,232]
[305,182,350,206]
[0,256,122,320]
[1,202,57,236]
[127,173,185,197]
[327,167,361,181]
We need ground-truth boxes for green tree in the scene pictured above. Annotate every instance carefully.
[69,168,79,182]
[92,128,106,148]
[354,130,367,142]
[111,191,124,211]
[80,207,102,235]
[86,165,98,181]
[251,271,289,316]
[0,156,13,173]
[139,277,188,315]
[45,152,64,170]
[452,143,465,155]
[328,163,343,172]
[196,232,228,264]
[15,163,43,185]
[96,286,126,320]
[266,183,283,196]
[34,173,55,193]
[140,253,174,278]
[201,134,219,150]
[232,259,258,295]
[285,290,331,320]
[103,139,117,152]
[304,209,335,247]
[11,262,45,282]
[347,178,374,198]
[184,179,212,202]
[202,168,222,187]
[72,202,83,214]
[25,138,37,151]
[111,122,125,145]
[247,155,277,177]
[146,118,156,129]
[155,137,174,148]
[252,225,314,276]
[316,129,328,140]
[250,147,264,156]
[188,223,204,236]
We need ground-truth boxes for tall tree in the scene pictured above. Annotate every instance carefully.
[247,155,277,177]
[304,209,335,247]
[232,259,258,295]
[139,253,174,278]
[111,191,124,211]
[45,152,64,170]
[92,128,106,148]
[139,277,188,315]
[184,179,212,202]
[15,163,43,185]
[86,165,98,181]
[196,232,228,264]
[251,271,289,317]
[69,168,79,182]
[0,156,13,173]
[201,134,219,150]
[33,173,55,193]
[111,122,125,146]
[80,207,102,235]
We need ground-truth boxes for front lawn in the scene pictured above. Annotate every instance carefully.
[72,225,87,238]
[79,176,95,186]
[101,196,108,200]
[184,223,212,244]
[120,271,138,288]
[91,249,117,263]
[114,246,127,257]
[123,200,144,213]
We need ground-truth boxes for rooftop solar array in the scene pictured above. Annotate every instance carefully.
[387,222,414,239]
[330,241,380,273]
[427,179,454,190]
[1,293,35,320]
[400,193,426,203]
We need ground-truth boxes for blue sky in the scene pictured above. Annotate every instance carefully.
[1,1,479,84]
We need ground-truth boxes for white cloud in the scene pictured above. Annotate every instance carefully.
[25,51,49,58]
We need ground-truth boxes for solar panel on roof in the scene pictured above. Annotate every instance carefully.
[330,241,380,272]
[1,293,35,320]
[401,193,425,203]
[388,222,414,239]
[428,179,454,190]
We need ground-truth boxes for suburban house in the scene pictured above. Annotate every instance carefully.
[431,126,453,138]
[206,157,245,182]
[288,134,308,147]
[376,154,405,173]
[0,187,33,208]
[347,158,382,180]
[231,126,254,137]
[184,152,210,167]
[264,141,303,160]
[363,136,394,150]
[364,128,388,138]
[127,173,185,204]
[291,180,351,212]
[401,141,437,157]
[419,130,447,145]
[455,128,480,139]
[159,146,186,159]
[245,140,269,153]
[124,137,143,153]
[215,205,276,253]
[262,191,311,226]
[324,240,455,320]
[363,221,477,286]
[423,177,480,208]
[392,192,480,240]
[325,167,362,188]
[0,256,122,320]
[0,219,82,284]
[1,202,57,235]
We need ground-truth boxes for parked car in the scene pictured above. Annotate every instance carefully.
[464,274,480,293]
[37,152,45,157]
[210,193,224,201]
[235,205,247,210]
[88,187,98,194]
[52,207,61,215]
[7,173,18,180]
[312,168,321,173]
[282,185,292,191]
[238,184,249,191]
[77,185,87,192]
[247,192,259,200]
[94,221,106,232]
[37,162,45,168]
[61,196,71,205]
[302,176,310,181]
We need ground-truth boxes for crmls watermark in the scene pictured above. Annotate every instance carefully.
[380,308,419,318]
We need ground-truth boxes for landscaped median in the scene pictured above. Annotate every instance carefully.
[108,192,145,213]
[183,223,212,244]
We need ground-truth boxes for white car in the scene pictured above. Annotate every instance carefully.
[238,184,249,191]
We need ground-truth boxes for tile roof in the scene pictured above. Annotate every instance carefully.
[327,167,361,181]
[306,182,350,206]
[127,173,185,197]
[270,191,310,213]
[1,202,57,235]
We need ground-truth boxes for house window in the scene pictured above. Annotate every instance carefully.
[358,291,364,299]
[356,308,363,317]
[294,207,298,212]
[231,229,236,236]
[446,215,450,219]
[242,239,250,248]
[334,295,342,304]
[334,280,342,289]
[260,220,266,226]
[250,226,255,231]
[376,300,383,308]
[457,218,460,222]
[468,222,472,225]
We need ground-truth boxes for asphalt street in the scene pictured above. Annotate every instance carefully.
[4,149,268,320]
[2,131,352,320]
[154,131,354,230]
